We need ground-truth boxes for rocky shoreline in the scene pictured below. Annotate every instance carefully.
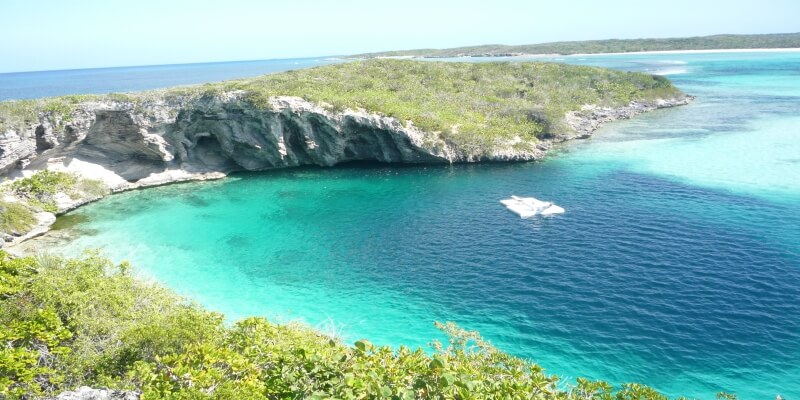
[0,94,691,248]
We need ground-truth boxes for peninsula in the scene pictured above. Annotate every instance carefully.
[0,59,689,244]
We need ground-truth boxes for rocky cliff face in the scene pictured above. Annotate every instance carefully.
[2,93,476,190]
[1,92,691,191]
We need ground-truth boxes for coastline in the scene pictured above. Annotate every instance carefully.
[1,60,691,250]
[395,48,800,60]
[543,47,800,57]
[5,95,692,252]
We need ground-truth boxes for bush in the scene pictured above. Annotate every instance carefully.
[10,170,77,212]
[226,60,683,159]
[0,251,731,399]
[0,201,36,235]
[8,170,107,213]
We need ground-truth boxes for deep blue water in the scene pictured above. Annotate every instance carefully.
[0,57,339,101]
[15,51,800,399]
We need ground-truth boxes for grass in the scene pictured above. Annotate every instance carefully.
[0,95,103,134]
[0,201,36,235]
[9,170,79,213]
[354,32,800,58]
[0,170,107,239]
[3,170,108,214]
[0,60,684,159]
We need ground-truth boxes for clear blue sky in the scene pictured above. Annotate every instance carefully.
[1,0,798,73]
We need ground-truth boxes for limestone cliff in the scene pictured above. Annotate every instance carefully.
[1,94,485,190]
[1,92,690,193]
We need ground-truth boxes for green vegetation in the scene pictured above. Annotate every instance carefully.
[0,99,39,136]
[0,170,108,243]
[10,170,76,212]
[0,95,99,134]
[0,201,36,235]
[6,170,108,213]
[225,61,680,151]
[1,60,683,158]
[0,250,737,399]
[0,171,109,239]
[354,32,800,58]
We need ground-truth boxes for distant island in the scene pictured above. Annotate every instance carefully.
[353,32,800,58]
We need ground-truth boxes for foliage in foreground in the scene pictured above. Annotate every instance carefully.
[0,60,683,158]
[0,250,736,399]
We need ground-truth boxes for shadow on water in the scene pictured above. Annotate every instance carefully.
[50,213,91,231]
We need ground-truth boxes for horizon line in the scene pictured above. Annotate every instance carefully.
[0,54,342,76]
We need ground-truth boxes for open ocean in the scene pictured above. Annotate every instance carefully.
[0,57,339,101]
[15,51,800,398]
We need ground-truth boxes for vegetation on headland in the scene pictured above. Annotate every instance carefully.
[0,250,738,399]
[7,170,107,213]
[0,60,683,155]
[0,201,36,235]
[0,171,107,239]
[353,32,800,58]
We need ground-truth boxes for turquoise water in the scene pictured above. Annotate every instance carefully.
[32,52,800,399]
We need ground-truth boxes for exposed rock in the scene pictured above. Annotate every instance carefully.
[51,386,139,400]
[563,97,693,140]
[2,93,691,190]
[0,128,36,173]
[6,95,468,187]
[35,121,58,151]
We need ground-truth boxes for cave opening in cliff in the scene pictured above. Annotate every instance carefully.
[193,135,238,171]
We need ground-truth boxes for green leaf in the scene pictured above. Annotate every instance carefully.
[354,339,373,352]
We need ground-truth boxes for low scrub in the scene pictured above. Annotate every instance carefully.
[8,170,107,213]
[1,60,684,159]
[0,201,36,235]
[0,251,734,399]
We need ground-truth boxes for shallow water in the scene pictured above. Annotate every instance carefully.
[24,52,800,398]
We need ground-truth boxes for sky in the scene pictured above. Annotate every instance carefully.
[1,0,799,73]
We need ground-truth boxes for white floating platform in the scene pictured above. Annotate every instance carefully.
[500,195,565,218]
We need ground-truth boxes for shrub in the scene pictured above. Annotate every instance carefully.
[0,251,726,399]
[354,33,800,58]
[8,170,106,213]
[10,170,77,212]
[0,201,36,235]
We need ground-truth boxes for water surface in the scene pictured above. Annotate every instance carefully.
[0,57,338,101]
[23,52,800,399]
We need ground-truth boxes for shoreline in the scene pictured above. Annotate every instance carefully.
[548,47,800,57]
[7,96,692,252]
[1,60,691,250]
[401,47,800,60]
